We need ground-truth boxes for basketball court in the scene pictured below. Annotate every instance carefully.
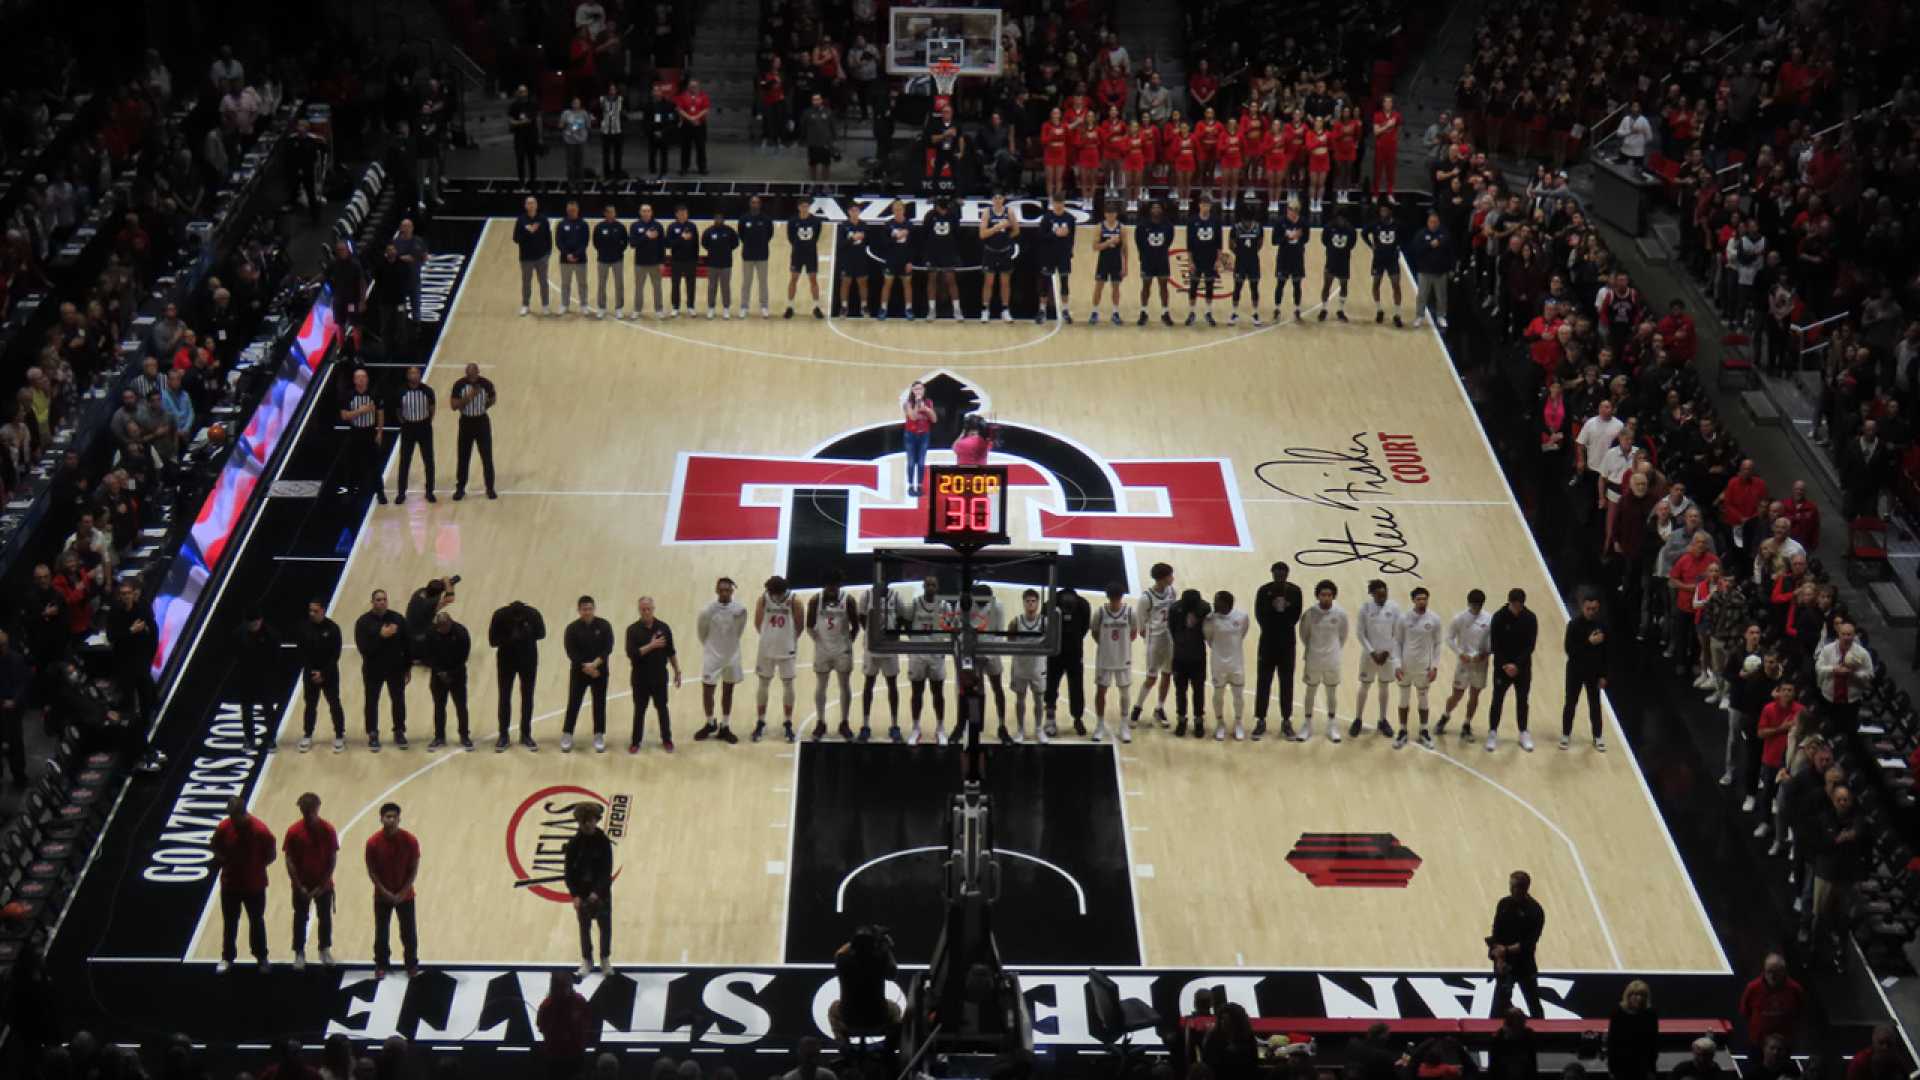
[167,216,1728,982]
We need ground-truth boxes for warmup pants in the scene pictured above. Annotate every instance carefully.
[520,260,551,306]
[565,672,609,735]
[362,668,407,737]
[1489,664,1532,731]
[670,266,697,309]
[430,673,470,740]
[220,890,268,963]
[498,660,536,739]
[596,261,625,311]
[577,894,612,961]
[1417,272,1449,322]
[706,266,732,309]
[632,265,664,314]
[1255,648,1296,720]
[559,262,588,307]
[680,123,708,172]
[1045,653,1085,719]
[1561,668,1602,739]
[739,260,770,311]
[631,679,670,744]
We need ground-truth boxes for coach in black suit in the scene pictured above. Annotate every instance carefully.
[1253,561,1303,739]
[1044,586,1092,737]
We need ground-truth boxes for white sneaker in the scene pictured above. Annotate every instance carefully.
[1519,731,1534,752]
[331,737,345,753]
[518,305,529,317]
[576,961,591,978]
[1741,795,1757,813]
[293,951,307,971]
[1036,723,1050,744]
[760,307,770,318]
[721,309,731,320]
[1718,771,1733,787]
[980,312,990,323]
[613,310,626,320]
[215,959,231,975]
[1692,672,1712,689]
[1594,737,1608,752]
[1327,723,1342,743]
[1753,822,1771,838]
[585,304,598,317]
[1214,724,1225,742]
[1012,723,1026,744]
[542,304,552,315]
[1484,732,1498,752]
[1233,722,1245,741]
[707,309,716,320]
[1296,719,1312,741]
[298,737,312,753]
[593,734,606,753]
[559,304,569,316]
[1558,735,1570,750]
[560,733,574,752]
[907,723,921,745]
[320,948,336,967]
[1092,721,1108,742]
[600,958,613,975]
[1119,723,1132,743]
[1001,311,1013,323]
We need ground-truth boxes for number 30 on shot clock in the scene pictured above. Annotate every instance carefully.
[924,464,1010,548]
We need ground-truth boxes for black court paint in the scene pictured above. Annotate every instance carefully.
[784,742,1140,966]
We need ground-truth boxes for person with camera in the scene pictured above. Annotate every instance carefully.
[564,802,615,976]
[406,576,459,661]
[425,611,473,751]
[829,926,900,1043]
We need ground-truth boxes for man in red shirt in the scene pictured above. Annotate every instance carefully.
[1372,95,1402,195]
[1847,1025,1905,1080]
[1782,480,1822,549]
[537,969,596,1076]
[365,801,422,979]
[210,795,277,973]
[1737,952,1806,1048]
[1715,458,1768,579]
[283,791,340,970]
[1656,298,1697,363]
[675,79,711,175]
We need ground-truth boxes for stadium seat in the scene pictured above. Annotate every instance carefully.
[1847,517,1891,584]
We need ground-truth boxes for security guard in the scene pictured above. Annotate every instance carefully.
[449,363,497,500]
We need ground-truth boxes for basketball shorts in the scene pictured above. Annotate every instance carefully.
[1395,666,1433,690]
[1397,668,1433,706]
[1452,657,1489,690]
[1279,260,1306,281]
[814,651,853,675]
[838,257,868,280]
[1211,662,1246,688]
[1141,258,1171,280]
[1234,264,1261,281]
[865,652,900,678]
[1039,257,1072,277]
[884,255,910,278]
[1096,666,1132,688]
[1371,259,1397,280]
[983,247,1014,273]
[756,655,796,680]
[925,250,958,270]
[1358,654,1392,683]
[1009,665,1044,694]
[1144,635,1173,674]
[1325,261,1351,280]
[790,252,818,274]
[1095,256,1124,283]
[807,145,833,166]
[1188,254,1219,280]
[909,654,947,682]
[701,655,743,685]
[973,654,1003,678]
[1303,662,1341,686]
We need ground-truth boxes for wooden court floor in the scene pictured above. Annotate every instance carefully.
[187,219,1729,975]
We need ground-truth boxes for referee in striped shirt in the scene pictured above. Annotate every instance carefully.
[339,367,386,504]
[450,363,497,501]
[392,365,437,503]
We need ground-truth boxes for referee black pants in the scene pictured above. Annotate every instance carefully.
[1044,652,1084,720]
[1254,647,1296,721]
[456,416,495,496]
[346,427,381,496]
[630,678,670,745]
[396,421,435,496]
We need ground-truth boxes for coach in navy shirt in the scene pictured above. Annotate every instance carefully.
[513,195,552,316]
[628,205,666,319]
[701,210,741,318]
[555,201,591,315]
[737,195,775,318]
[1411,212,1454,330]
[665,206,701,315]
[592,205,629,319]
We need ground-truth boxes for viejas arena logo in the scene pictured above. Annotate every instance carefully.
[661,371,1251,592]
[506,785,630,903]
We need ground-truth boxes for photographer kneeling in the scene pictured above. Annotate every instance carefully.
[829,926,901,1043]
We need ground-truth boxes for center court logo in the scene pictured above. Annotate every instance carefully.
[660,371,1252,593]
[506,785,630,903]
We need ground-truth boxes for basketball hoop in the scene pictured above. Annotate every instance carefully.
[930,59,961,112]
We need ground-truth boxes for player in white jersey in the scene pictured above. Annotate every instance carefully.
[807,570,861,741]
[862,587,902,741]
[694,576,749,743]
[896,574,954,743]
[964,584,1011,743]
[1092,583,1138,742]
[1351,579,1402,740]
[1297,580,1350,741]
[752,576,801,742]
[1130,562,1177,732]
[1006,589,1049,743]
[1392,586,1444,749]
[1204,590,1251,740]
[1437,589,1492,742]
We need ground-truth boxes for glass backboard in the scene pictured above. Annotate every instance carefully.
[887,6,1003,76]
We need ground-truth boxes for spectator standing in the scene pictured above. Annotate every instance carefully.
[1813,620,1872,736]
[599,84,626,181]
[538,970,596,1079]
[556,200,591,315]
[1737,954,1806,1048]
[1607,981,1659,1080]
[846,37,880,118]
[559,99,592,189]
[677,79,711,175]
[1811,785,1870,964]
[104,580,157,725]
[648,80,677,178]
[0,631,27,788]
[210,795,276,974]
[283,791,338,970]
[1847,1026,1905,1080]
[1561,592,1608,751]
[1615,103,1653,169]
[508,85,540,186]
[803,94,836,181]
[1840,421,1887,521]
[564,803,615,975]
[365,801,421,979]
[515,196,554,317]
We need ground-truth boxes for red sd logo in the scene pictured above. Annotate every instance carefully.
[505,784,630,903]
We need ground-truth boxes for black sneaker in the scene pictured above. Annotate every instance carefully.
[1174,715,1188,737]
[751,721,766,742]
[1280,720,1297,740]
[393,734,410,750]
[1376,719,1394,739]
[997,724,1012,744]
[424,492,437,503]
[459,736,474,751]
[1160,312,1174,326]
[1137,311,1149,326]
[1393,728,1409,750]
[784,722,797,743]
[1251,719,1266,741]
[1073,718,1087,737]
[453,489,465,501]
[1317,309,1328,322]
[783,307,794,319]
[838,719,854,741]
[1336,310,1349,323]
[1348,718,1363,739]
[947,725,964,745]
[1376,309,1385,323]
[1393,314,1404,328]
[1205,312,1216,326]
[1434,716,1450,737]
[1064,311,1074,324]
[857,725,872,742]
[427,737,447,751]
[520,735,539,751]
[494,735,510,752]
[1192,720,1205,739]
[1154,707,1168,728]
[1129,707,1142,729]
[375,492,388,505]
[811,723,826,741]
[716,726,739,744]
[1418,728,1435,750]
[1185,312,1196,326]
[888,724,904,743]
[813,307,825,319]
[695,722,717,741]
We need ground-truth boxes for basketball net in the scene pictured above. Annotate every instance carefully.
[931,60,959,114]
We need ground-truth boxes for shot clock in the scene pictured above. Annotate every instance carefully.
[924,465,1010,548]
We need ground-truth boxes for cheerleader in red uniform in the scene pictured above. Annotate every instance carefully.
[1101,105,1128,197]
[1074,113,1103,200]
[1193,107,1223,198]
[1283,111,1309,201]
[1305,114,1332,212]
[1063,84,1091,128]
[1138,120,1160,199]
[1241,107,1267,189]
[1262,118,1292,211]
[1333,105,1363,198]
[1216,119,1245,209]
[1041,106,1070,203]
[1158,112,1182,188]
[1171,120,1197,206]
[1123,120,1147,203]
